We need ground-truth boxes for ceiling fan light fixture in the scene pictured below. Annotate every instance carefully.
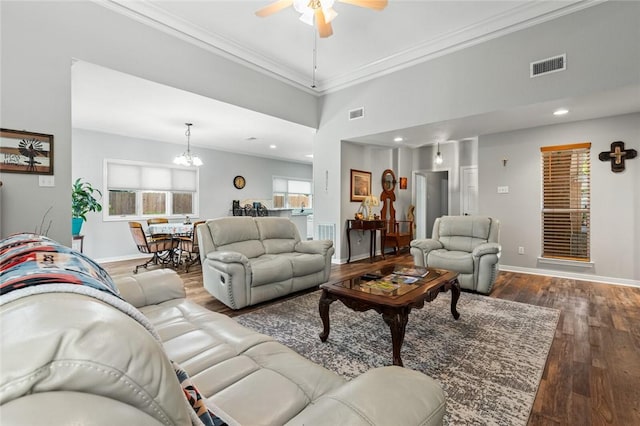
[323,7,338,23]
[294,0,336,26]
[299,10,314,25]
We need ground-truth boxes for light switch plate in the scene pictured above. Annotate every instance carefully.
[39,175,55,187]
[497,186,509,194]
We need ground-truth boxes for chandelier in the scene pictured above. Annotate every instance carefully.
[173,123,203,167]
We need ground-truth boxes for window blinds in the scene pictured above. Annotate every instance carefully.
[107,161,197,192]
[540,142,591,261]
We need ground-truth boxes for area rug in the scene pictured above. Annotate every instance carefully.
[235,290,560,425]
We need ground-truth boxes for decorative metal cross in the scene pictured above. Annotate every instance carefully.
[598,141,637,173]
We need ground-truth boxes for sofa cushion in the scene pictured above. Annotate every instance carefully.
[256,217,300,254]
[206,217,265,259]
[249,255,293,287]
[428,249,474,274]
[281,252,326,277]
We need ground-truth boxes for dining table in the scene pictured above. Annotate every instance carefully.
[147,223,194,237]
[147,223,194,268]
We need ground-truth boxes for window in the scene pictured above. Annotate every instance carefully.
[273,177,312,209]
[540,143,591,261]
[105,160,198,220]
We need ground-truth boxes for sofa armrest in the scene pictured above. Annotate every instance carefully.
[114,269,185,308]
[287,366,445,426]
[410,239,443,252]
[295,239,333,255]
[206,251,250,265]
[472,242,501,257]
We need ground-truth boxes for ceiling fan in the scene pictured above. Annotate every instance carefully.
[255,0,388,38]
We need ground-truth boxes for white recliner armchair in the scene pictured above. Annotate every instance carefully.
[410,216,501,294]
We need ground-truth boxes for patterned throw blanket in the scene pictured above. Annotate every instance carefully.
[0,233,225,426]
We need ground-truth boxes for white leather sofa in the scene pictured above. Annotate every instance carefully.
[198,217,334,310]
[410,216,501,294]
[0,268,446,426]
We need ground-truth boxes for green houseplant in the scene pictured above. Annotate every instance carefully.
[72,178,103,236]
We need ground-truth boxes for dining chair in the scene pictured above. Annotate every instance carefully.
[178,220,205,272]
[128,221,178,274]
[146,217,170,240]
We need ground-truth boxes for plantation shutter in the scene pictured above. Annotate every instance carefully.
[540,143,591,261]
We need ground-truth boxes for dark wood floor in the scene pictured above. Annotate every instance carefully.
[103,254,640,426]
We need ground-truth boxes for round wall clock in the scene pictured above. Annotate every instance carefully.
[233,175,246,189]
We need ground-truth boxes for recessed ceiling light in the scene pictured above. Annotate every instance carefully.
[553,108,569,116]
[305,154,313,158]
[269,144,277,149]
[246,136,257,141]
[393,137,403,143]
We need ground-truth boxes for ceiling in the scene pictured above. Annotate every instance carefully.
[72,0,640,163]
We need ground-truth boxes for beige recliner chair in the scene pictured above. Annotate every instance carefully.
[410,216,501,294]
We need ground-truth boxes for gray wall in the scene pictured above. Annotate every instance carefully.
[73,129,311,261]
[313,1,640,261]
[0,1,316,245]
[478,113,640,282]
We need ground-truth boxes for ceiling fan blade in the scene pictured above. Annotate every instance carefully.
[338,0,388,11]
[315,8,334,38]
[255,0,294,17]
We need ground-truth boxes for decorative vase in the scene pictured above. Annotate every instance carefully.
[72,217,84,236]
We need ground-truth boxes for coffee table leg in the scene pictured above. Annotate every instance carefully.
[450,278,461,320]
[319,289,335,342]
[382,309,409,367]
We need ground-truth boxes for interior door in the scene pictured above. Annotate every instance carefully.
[415,171,449,238]
[461,166,478,216]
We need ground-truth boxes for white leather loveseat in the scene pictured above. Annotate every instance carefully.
[198,217,334,310]
[1,268,447,426]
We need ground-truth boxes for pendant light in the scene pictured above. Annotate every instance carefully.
[435,141,443,165]
[173,123,203,167]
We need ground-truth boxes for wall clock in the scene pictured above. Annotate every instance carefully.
[233,175,246,189]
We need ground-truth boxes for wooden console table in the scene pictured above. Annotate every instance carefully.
[346,219,386,263]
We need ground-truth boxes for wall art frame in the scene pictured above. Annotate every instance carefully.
[350,169,371,202]
[0,128,54,175]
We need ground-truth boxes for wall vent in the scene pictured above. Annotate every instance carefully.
[530,54,566,78]
[348,107,364,120]
[317,223,336,258]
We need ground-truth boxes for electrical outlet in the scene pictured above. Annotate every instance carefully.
[518,246,525,255]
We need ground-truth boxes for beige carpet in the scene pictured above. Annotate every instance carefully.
[236,290,560,425]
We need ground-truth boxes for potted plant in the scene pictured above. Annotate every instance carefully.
[72,178,103,236]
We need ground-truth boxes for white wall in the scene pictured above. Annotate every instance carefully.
[0,1,316,244]
[73,129,311,261]
[313,1,640,261]
[478,113,640,283]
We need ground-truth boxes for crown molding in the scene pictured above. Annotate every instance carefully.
[320,0,603,94]
[97,0,601,96]
[97,0,317,94]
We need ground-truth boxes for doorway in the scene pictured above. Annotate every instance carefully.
[415,171,449,238]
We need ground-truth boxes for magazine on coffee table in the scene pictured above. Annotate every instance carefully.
[360,275,401,291]
[393,265,429,278]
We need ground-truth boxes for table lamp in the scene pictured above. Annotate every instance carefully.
[362,195,380,220]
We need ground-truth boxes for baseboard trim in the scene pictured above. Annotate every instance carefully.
[96,254,149,264]
[499,264,640,289]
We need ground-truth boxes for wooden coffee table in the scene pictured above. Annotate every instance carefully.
[318,264,460,367]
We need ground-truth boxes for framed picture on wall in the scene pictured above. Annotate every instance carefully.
[0,128,54,175]
[350,169,371,202]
